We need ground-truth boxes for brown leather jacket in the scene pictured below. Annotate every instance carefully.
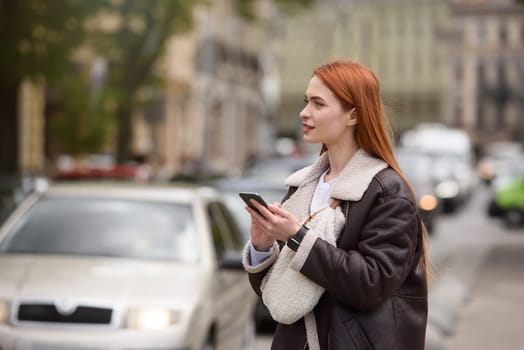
[247,165,428,350]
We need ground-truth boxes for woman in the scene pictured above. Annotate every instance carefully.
[242,60,429,350]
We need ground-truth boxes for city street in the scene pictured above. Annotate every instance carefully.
[1,1,523,349]
[256,183,524,349]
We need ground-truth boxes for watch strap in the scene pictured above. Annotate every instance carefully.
[287,225,309,251]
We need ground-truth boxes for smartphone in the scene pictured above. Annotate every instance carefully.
[238,192,269,216]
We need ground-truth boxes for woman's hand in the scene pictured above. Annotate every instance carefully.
[246,200,302,249]
[248,207,275,251]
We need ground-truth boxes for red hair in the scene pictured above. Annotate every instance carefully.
[314,61,431,280]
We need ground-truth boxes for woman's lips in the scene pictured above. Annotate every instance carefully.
[303,125,314,134]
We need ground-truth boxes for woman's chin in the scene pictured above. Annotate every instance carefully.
[303,135,320,144]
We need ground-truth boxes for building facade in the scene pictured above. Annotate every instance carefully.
[443,0,524,146]
[276,0,450,137]
[135,0,280,179]
[19,80,45,176]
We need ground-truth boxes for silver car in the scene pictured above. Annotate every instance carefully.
[0,182,256,350]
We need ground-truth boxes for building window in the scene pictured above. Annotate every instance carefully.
[210,101,224,161]
[397,14,405,36]
[477,20,486,46]
[413,54,421,78]
[454,97,463,128]
[499,22,507,46]
[476,62,485,129]
[454,59,463,80]
[397,56,405,77]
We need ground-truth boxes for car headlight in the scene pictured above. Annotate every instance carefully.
[0,301,9,324]
[419,194,438,211]
[126,307,180,330]
[435,180,459,199]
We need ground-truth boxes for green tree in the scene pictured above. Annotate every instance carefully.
[91,0,313,163]
[88,0,197,163]
[0,0,314,175]
[234,0,314,20]
[0,0,106,176]
[49,75,114,155]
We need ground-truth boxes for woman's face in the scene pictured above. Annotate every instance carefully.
[299,75,355,147]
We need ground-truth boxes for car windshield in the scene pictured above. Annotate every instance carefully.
[0,197,200,263]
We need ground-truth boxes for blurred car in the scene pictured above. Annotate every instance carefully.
[0,182,256,350]
[245,153,317,183]
[0,176,48,226]
[488,175,524,228]
[429,152,477,213]
[401,124,477,213]
[477,141,524,186]
[213,177,288,332]
[396,149,440,233]
[54,164,152,183]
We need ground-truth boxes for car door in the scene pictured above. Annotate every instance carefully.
[206,201,255,349]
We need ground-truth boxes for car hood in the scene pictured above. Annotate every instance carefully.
[0,254,208,305]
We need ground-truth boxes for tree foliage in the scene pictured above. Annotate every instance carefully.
[93,0,314,162]
[49,75,114,155]
[0,0,106,175]
[0,0,316,172]
[0,0,104,87]
[234,0,314,20]
[87,0,199,162]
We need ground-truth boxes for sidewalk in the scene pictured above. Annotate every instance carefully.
[444,237,524,349]
[425,216,524,350]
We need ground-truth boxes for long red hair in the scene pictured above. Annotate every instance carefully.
[314,61,431,281]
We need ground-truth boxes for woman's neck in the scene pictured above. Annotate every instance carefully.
[325,142,359,181]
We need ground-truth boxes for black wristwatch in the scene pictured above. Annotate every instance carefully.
[287,225,309,251]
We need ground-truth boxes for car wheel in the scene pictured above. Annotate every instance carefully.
[504,209,523,228]
[487,200,504,217]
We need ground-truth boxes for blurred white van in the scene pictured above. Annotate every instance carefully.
[400,124,477,212]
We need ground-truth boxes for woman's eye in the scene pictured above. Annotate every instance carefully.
[303,98,323,108]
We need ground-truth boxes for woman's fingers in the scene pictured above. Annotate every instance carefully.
[250,199,274,219]
[267,204,289,218]
[245,204,267,223]
[247,201,301,241]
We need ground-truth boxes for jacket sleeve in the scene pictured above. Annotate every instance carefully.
[292,194,420,311]
[242,241,280,297]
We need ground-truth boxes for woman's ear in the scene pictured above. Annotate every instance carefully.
[346,108,357,126]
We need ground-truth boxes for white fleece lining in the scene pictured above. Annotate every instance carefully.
[305,312,320,350]
[290,204,345,272]
[242,241,279,274]
[285,148,387,202]
[259,206,345,327]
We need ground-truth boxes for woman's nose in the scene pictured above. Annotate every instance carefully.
[299,105,309,119]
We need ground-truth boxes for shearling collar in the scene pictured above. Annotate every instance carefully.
[285,148,388,201]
